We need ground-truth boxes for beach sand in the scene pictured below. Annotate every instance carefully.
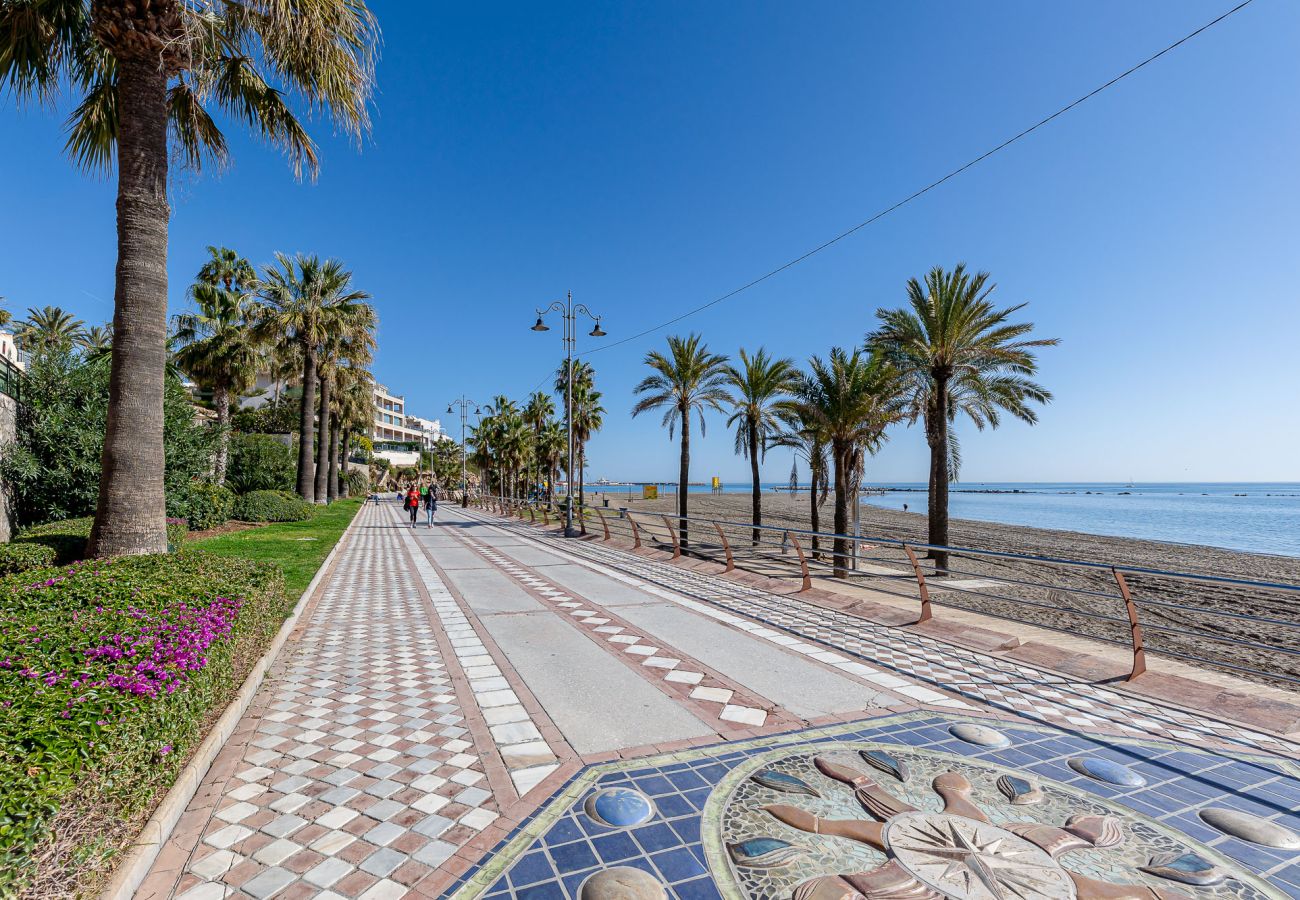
[584,488,1300,685]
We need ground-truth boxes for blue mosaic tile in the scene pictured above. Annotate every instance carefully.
[591,832,641,863]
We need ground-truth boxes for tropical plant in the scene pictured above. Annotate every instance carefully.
[867,264,1057,571]
[1,1,379,556]
[334,369,375,499]
[315,318,375,503]
[174,251,262,483]
[15,306,86,357]
[255,254,374,501]
[771,407,831,558]
[524,390,555,494]
[794,348,904,576]
[555,361,605,527]
[77,323,114,353]
[536,419,567,502]
[632,334,730,547]
[197,245,257,292]
[725,347,798,544]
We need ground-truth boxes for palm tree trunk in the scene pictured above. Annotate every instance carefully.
[809,465,821,559]
[749,421,761,546]
[88,57,171,558]
[213,384,231,485]
[339,428,351,497]
[296,347,317,500]
[578,446,587,536]
[679,403,690,549]
[327,413,341,503]
[832,443,850,578]
[927,378,950,574]
[313,373,331,503]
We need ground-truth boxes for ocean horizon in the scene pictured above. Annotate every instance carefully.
[585,481,1300,557]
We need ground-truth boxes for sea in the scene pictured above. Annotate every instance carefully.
[591,481,1300,557]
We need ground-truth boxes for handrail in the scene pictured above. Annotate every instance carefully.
[480,494,1300,688]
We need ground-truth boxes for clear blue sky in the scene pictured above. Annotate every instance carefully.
[3,1,1298,484]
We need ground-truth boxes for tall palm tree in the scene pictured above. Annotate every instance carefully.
[173,280,261,484]
[868,265,1058,571]
[570,379,604,532]
[328,362,373,501]
[3,2,379,557]
[725,347,798,545]
[256,254,374,501]
[315,312,376,503]
[198,246,257,293]
[523,390,555,497]
[16,306,86,357]
[796,348,904,577]
[77,323,115,353]
[772,409,830,558]
[537,419,567,503]
[632,334,730,548]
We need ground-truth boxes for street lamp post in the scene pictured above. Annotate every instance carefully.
[530,291,606,537]
[446,396,479,507]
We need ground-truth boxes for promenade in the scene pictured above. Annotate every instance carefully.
[138,499,1300,900]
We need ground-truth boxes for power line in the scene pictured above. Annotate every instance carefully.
[575,0,1254,360]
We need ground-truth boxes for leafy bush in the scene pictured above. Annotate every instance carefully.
[345,469,370,497]
[0,544,57,575]
[14,518,188,564]
[226,433,296,494]
[0,353,217,528]
[232,490,314,523]
[231,396,300,435]
[0,552,288,893]
[168,482,234,531]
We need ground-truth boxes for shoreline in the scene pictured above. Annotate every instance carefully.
[583,489,1300,685]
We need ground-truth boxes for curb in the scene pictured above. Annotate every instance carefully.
[99,503,366,900]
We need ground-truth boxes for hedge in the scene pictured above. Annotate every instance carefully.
[232,490,315,523]
[0,545,57,576]
[0,552,288,895]
[168,482,235,531]
[14,518,189,565]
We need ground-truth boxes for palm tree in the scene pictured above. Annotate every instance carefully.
[571,379,604,531]
[334,370,375,499]
[173,280,261,484]
[537,420,567,503]
[256,254,374,501]
[198,246,257,293]
[315,311,376,503]
[632,334,730,548]
[796,348,904,577]
[725,347,798,545]
[868,265,1058,571]
[772,409,830,559]
[523,390,555,497]
[16,306,86,357]
[2,3,379,556]
[78,323,115,353]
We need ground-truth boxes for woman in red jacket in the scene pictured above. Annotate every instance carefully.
[405,486,420,527]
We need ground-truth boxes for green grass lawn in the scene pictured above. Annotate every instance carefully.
[186,498,363,597]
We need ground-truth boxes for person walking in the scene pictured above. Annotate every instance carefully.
[405,486,420,527]
[425,482,439,527]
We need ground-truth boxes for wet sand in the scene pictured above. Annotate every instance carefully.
[585,488,1300,686]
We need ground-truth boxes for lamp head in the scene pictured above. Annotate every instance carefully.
[447,405,453,413]
[531,316,549,332]
[589,318,606,338]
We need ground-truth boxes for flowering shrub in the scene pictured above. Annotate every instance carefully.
[0,551,286,894]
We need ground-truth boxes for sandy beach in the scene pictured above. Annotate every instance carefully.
[584,488,1300,685]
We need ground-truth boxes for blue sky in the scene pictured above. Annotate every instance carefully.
[3,1,1298,484]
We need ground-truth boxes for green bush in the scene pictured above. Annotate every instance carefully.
[232,490,315,523]
[0,552,287,893]
[345,469,370,497]
[0,352,217,529]
[0,544,57,575]
[168,482,235,531]
[226,433,296,494]
[15,518,188,564]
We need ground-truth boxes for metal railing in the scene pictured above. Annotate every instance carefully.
[0,355,22,402]
[469,494,1300,690]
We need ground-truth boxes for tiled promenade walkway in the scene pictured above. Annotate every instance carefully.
[138,500,1300,900]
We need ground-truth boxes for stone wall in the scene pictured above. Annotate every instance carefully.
[0,393,15,542]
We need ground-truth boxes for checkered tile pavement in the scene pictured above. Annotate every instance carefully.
[458,508,1299,760]
[152,503,509,899]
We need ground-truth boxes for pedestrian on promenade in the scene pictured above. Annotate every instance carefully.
[405,486,420,526]
[425,482,439,527]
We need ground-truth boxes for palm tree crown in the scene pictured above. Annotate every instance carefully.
[867,263,1058,568]
[16,306,86,357]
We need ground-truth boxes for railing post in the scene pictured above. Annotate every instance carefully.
[1113,568,1147,680]
[595,508,611,541]
[661,514,681,559]
[902,544,932,624]
[786,531,812,592]
[629,513,642,549]
[713,521,735,572]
